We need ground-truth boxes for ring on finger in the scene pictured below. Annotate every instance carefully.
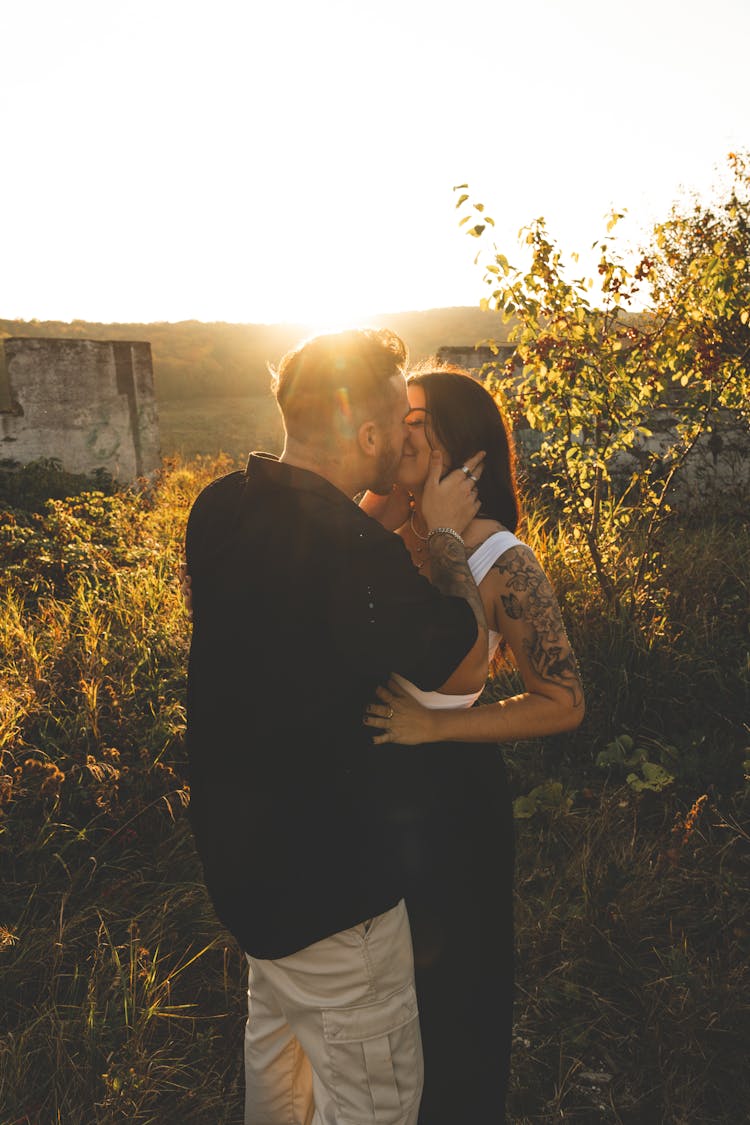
[386,706,394,719]
[468,473,478,483]
[460,465,471,476]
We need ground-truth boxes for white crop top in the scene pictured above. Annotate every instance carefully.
[392,530,523,710]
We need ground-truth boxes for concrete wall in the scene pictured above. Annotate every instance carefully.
[437,341,749,513]
[436,344,516,370]
[610,408,750,513]
[0,338,160,482]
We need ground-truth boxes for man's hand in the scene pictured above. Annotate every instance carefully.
[422,450,484,536]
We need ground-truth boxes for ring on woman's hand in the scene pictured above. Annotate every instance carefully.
[460,465,471,476]
[468,473,478,483]
[386,706,394,719]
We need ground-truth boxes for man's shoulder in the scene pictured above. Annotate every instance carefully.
[188,469,245,522]
[185,471,247,562]
[192,469,245,506]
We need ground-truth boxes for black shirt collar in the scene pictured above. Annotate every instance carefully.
[244,451,360,513]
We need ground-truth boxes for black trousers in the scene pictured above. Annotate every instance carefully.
[394,746,515,1125]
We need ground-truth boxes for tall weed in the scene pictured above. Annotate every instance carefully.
[1,456,748,1122]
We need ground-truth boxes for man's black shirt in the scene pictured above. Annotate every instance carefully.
[185,453,477,958]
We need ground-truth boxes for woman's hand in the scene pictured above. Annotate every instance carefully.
[422,449,484,536]
[178,562,193,620]
[363,678,438,745]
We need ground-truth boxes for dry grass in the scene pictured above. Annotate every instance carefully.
[507,790,749,1123]
[1,457,748,1123]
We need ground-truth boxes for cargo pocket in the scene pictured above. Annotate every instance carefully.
[323,981,422,1124]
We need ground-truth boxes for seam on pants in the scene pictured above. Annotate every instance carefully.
[360,926,376,998]
[290,1035,301,1125]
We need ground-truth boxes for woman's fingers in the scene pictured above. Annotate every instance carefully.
[364,687,399,735]
[464,450,485,469]
[386,677,408,698]
[363,705,390,724]
[364,678,421,744]
[365,693,398,718]
[462,450,485,474]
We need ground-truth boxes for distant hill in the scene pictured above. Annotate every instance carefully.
[0,308,511,402]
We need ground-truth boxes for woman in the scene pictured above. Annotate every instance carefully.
[361,364,584,1124]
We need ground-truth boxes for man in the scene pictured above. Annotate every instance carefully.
[185,328,487,1125]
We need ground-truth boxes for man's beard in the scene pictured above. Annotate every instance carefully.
[369,435,403,495]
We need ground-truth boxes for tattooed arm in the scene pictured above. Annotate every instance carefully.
[414,449,489,693]
[427,528,489,693]
[365,544,584,745]
[491,545,583,713]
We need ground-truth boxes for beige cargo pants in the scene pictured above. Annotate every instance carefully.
[244,898,423,1125]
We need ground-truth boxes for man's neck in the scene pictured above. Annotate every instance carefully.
[279,440,359,499]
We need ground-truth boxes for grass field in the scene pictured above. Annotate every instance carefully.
[156,394,284,463]
[0,457,748,1123]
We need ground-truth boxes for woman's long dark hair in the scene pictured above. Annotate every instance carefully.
[408,363,520,532]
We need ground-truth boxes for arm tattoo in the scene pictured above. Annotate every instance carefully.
[428,534,487,632]
[494,546,583,708]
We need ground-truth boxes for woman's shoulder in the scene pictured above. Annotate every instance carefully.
[464,518,518,551]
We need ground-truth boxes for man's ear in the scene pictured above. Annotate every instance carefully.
[356,419,378,458]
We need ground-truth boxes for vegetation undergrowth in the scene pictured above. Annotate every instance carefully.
[1,456,748,1123]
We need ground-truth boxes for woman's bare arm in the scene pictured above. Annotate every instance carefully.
[364,545,584,744]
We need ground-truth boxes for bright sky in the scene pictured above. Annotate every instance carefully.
[2,0,748,328]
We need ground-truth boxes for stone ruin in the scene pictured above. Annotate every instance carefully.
[0,338,161,483]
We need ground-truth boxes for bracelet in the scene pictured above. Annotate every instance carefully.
[427,527,465,548]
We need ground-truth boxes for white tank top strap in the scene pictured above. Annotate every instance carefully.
[468,530,524,585]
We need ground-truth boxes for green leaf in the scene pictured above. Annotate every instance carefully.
[513,795,537,819]
[596,735,635,769]
[627,762,675,792]
[513,781,572,818]
[642,762,674,787]
[529,780,570,809]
